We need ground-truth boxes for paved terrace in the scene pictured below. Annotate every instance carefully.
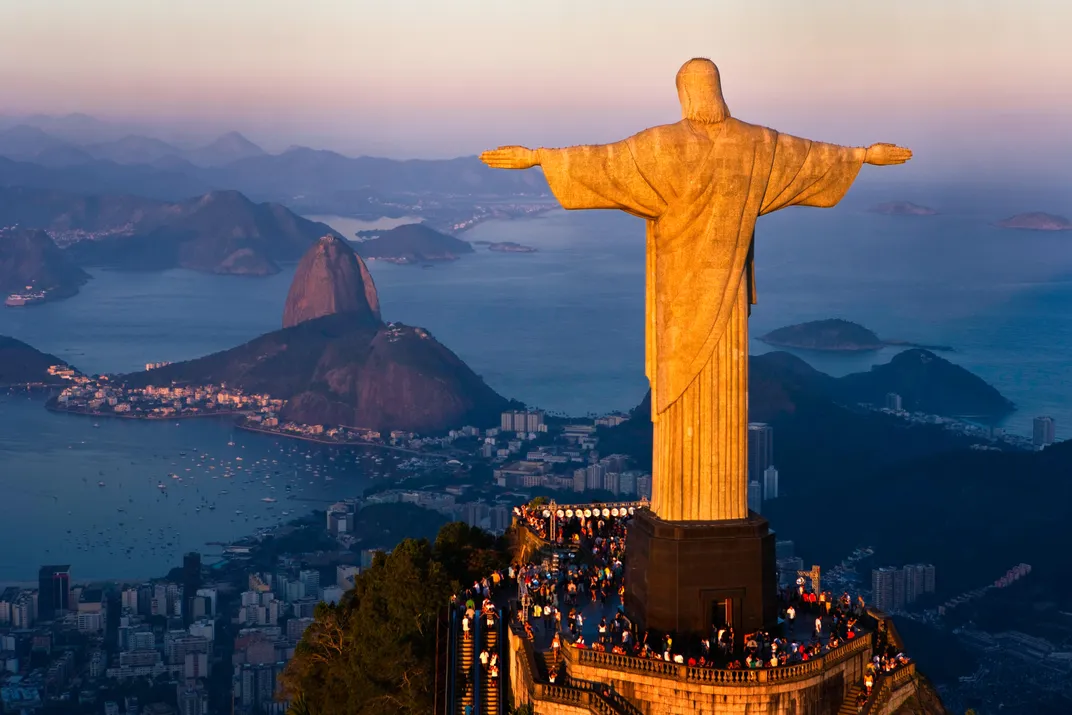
[505,503,918,714]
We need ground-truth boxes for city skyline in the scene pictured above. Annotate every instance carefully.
[0,0,1069,179]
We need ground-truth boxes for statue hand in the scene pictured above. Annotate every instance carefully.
[865,143,912,166]
[480,146,539,170]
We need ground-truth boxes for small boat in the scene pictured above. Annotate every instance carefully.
[261,497,277,503]
[98,481,106,487]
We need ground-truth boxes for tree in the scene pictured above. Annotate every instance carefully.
[433,521,508,585]
[281,524,510,715]
[280,538,454,715]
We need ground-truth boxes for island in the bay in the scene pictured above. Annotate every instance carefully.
[868,201,938,216]
[0,227,90,305]
[353,223,474,264]
[471,240,538,253]
[994,212,1072,231]
[759,318,953,353]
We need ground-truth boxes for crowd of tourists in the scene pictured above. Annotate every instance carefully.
[510,503,912,679]
[445,502,913,713]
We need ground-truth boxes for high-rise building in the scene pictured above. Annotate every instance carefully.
[872,567,907,612]
[775,540,795,560]
[903,563,937,604]
[747,481,762,515]
[619,471,639,496]
[762,465,779,500]
[500,410,545,434]
[1033,416,1055,448]
[177,682,208,715]
[603,471,621,495]
[885,393,903,412]
[586,464,605,491]
[747,423,773,484]
[571,469,585,492]
[182,552,201,628]
[636,475,652,501]
[37,565,70,621]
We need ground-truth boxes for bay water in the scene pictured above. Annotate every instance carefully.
[1,181,1070,580]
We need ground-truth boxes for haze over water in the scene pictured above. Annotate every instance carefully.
[2,183,1070,580]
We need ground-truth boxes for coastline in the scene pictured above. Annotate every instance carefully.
[45,401,251,421]
[235,421,434,456]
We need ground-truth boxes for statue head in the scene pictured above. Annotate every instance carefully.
[676,58,730,124]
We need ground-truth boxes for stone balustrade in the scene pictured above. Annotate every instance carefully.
[859,662,917,715]
[562,629,872,687]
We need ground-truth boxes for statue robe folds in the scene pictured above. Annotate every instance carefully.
[539,118,865,522]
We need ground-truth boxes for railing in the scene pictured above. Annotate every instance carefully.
[859,663,915,715]
[562,629,873,687]
[510,626,641,715]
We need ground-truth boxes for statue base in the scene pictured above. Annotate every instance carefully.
[625,510,777,637]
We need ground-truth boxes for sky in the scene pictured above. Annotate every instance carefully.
[0,0,1070,174]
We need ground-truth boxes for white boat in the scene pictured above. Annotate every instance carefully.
[261,497,277,503]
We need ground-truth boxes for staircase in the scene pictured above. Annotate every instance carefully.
[454,610,476,715]
[837,683,864,715]
[480,609,502,715]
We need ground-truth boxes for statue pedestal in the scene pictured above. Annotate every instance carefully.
[625,510,777,637]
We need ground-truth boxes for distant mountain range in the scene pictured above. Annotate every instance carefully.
[0,123,266,169]
[0,116,550,208]
[0,185,337,277]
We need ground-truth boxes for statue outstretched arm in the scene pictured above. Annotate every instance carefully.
[760,134,911,215]
[481,142,665,220]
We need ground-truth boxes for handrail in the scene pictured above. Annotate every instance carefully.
[859,663,915,715]
[562,629,872,687]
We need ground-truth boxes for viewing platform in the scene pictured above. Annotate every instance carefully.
[491,502,924,715]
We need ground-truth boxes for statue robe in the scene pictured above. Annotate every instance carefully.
[539,118,865,522]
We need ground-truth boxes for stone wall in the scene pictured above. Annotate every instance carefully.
[561,636,871,715]
[509,624,876,715]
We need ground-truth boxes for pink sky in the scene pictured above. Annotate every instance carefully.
[0,0,1069,173]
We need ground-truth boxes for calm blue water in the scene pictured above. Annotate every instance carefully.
[1,181,1070,579]
[0,396,394,581]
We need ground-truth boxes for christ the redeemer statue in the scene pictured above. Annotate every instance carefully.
[481,58,911,523]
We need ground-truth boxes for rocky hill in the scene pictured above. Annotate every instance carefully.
[124,237,509,433]
[283,235,381,328]
[354,223,474,264]
[0,227,89,301]
[835,348,1014,417]
[0,186,336,275]
[994,212,1072,231]
[0,335,72,385]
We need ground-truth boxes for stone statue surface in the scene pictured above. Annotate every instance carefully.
[481,58,911,522]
